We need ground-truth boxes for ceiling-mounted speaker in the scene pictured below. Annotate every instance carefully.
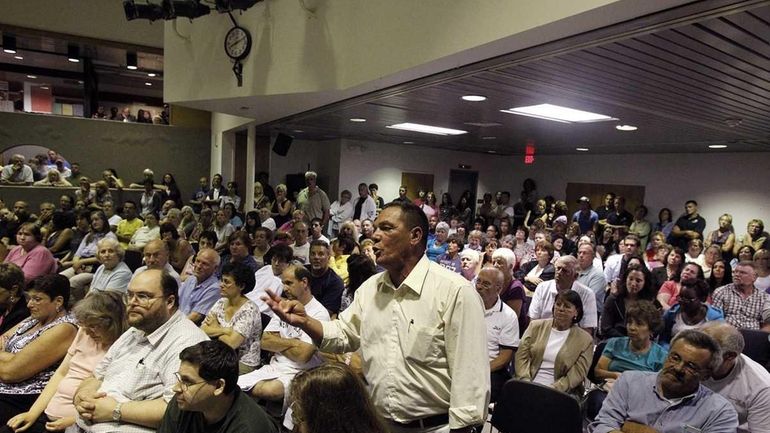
[272,133,293,156]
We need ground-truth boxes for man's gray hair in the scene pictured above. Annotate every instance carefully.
[670,329,723,372]
[97,237,125,260]
[702,323,745,356]
[304,171,317,180]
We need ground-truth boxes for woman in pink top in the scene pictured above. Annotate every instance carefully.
[4,224,57,284]
[656,262,705,311]
[6,291,126,433]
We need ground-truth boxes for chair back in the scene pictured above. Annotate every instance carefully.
[491,379,582,433]
[587,341,607,384]
[739,328,770,371]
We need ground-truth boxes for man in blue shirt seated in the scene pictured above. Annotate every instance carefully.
[591,329,738,433]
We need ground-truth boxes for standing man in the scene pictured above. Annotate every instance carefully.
[595,192,615,234]
[74,270,208,433]
[572,197,598,235]
[711,262,770,331]
[296,171,330,229]
[189,177,210,213]
[203,174,226,211]
[702,323,770,433]
[391,185,410,205]
[670,200,707,250]
[604,196,633,232]
[352,182,377,222]
[329,190,354,237]
[264,202,489,432]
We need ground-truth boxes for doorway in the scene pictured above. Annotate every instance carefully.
[448,169,479,219]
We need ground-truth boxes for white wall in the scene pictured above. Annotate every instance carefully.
[269,138,341,198]
[336,139,770,234]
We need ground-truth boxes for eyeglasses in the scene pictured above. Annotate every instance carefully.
[677,295,697,303]
[123,291,164,306]
[665,352,705,376]
[173,372,209,392]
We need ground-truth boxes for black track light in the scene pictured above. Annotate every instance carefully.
[215,0,262,12]
[123,0,165,21]
[163,0,210,20]
[67,44,80,63]
[2,34,17,54]
[127,52,138,70]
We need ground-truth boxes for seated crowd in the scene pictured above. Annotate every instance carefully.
[0,169,767,433]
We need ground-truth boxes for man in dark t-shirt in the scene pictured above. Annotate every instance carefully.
[158,340,277,433]
[605,196,633,232]
[306,240,344,316]
[669,200,706,250]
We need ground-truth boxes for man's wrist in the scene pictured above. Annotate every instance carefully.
[112,401,123,422]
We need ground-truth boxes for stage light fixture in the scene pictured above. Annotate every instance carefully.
[215,0,262,12]
[2,35,17,54]
[163,0,211,19]
[123,0,165,21]
[67,44,80,63]
[126,52,138,70]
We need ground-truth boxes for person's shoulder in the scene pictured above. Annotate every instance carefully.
[305,297,331,321]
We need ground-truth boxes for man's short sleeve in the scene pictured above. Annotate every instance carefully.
[528,283,546,319]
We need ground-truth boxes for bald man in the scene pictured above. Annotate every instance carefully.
[131,239,181,282]
[703,323,770,433]
[178,248,221,325]
[0,154,33,185]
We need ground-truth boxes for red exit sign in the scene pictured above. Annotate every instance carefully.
[524,140,535,164]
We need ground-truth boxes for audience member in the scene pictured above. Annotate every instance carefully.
[0,155,34,185]
[476,267,519,402]
[237,264,329,405]
[659,280,724,348]
[459,248,481,282]
[290,222,310,264]
[518,240,556,293]
[307,240,344,316]
[270,183,293,229]
[600,263,656,339]
[669,200,707,250]
[572,196,598,234]
[115,201,142,249]
[212,210,235,253]
[4,223,57,283]
[340,254,377,313]
[131,239,181,282]
[88,237,132,295]
[157,340,277,433]
[352,183,376,222]
[702,323,770,433]
[178,248,221,325]
[705,213,735,260]
[201,263,261,373]
[219,231,258,276]
[753,248,770,292]
[712,261,770,331]
[604,234,641,290]
[5,291,126,433]
[159,222,193,274]
[515,290,593,397]
[590,329,737,433]
[529,255,598,334]
[0,263,28,335]
[437,235,463,274]
[248,244,290,317]
[657,262,705,311]
[288,363,387,433]
[139,179,162,217]
[127,213,160,252]
[651,247,685,293]
[32,170,71,187]
[308,218,329,245]
[296,171,330,228]
[73,269,208,433]
[188,177,209,214]
[707,258,732,296]
[577,242,608,310]
[0,275,77,425]
[45,211,74,260]
[733,219,769,256]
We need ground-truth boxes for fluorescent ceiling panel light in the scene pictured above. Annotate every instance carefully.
[616,124,638,131]
[461,95,486,102]
[147,72,157,77]
[145,82,152,86]
[708,144,727,149]
[13,55,23,60]
[349,118,366,122]
[501,103,617,123]
[26,75,37,79]
[576,147,590,152]
[386,122,467,136]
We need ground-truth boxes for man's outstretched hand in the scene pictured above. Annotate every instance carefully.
[262,289,308,327]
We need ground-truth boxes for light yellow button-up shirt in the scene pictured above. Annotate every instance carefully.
[321,255,490,429]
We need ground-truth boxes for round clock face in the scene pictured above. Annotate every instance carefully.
[225,26,251,60]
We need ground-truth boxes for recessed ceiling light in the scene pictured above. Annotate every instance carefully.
[615,124,638,131]
[77,80,84,84]
[487,150,497,154]
[349,118,366,122]
[482,136,496,140]
[501,103,617,123]
[386,122,467,136]
[576,147,590,151]
[40,86,49,90]
[708,144,728,149]
[147,73,156,77]
[127,65,138,70]
[13,55,23,60]
[403,141,414,144]
[293,130,304,133]
[461,95,487,102]
[26,75,37,79]
[145,82,152,86]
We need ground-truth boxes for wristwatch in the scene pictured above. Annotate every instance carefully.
[112,402,123,422]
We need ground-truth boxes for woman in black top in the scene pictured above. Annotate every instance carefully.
[0,263,29,335]
[600,263,657,339]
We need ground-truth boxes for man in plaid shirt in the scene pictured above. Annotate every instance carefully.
[712,261,770,331]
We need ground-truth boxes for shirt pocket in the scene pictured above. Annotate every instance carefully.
[126,361,164,401]
[405,325,442,364]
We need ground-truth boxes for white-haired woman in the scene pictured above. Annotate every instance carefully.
[459,249,481,281]
[88,237,132,294]
[426,221,450,262]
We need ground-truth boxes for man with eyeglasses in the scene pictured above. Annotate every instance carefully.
[74,269,207,433]
[591,329,738,433]
[158,340,277,433]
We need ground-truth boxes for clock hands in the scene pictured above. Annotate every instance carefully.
[228,37,246,50]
